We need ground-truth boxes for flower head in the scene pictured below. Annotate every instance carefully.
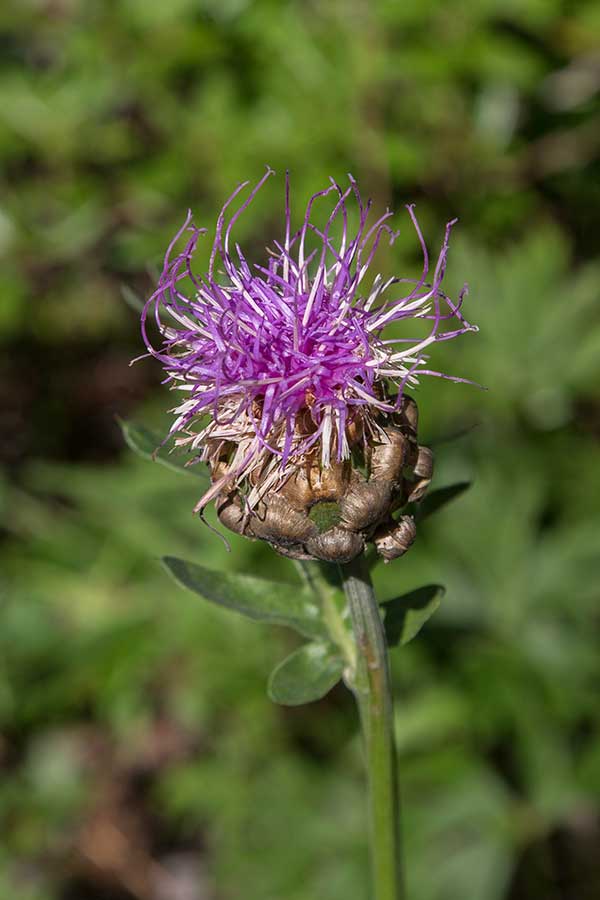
[140,169,477,562]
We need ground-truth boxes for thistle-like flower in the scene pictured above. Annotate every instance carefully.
[140,168,477,563]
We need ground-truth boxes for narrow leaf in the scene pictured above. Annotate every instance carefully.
[429,421,478,447]
[118,418,209,480]
[162,557,327,640]
[382,584,444,647]
[417,482,471,521]
[268,642,344,706]
[120,284,145,313]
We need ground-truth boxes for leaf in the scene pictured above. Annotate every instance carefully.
[162,557,328,640]
[120,284,145,313]
[417,482,471,521]
[118,418,209,480]
[429,422,479,447]
[382,584,444,647]
[268,642,344,706]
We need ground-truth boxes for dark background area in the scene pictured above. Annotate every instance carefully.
[1,1,599,898]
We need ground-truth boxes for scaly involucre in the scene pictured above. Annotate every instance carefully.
[140,168,477,514]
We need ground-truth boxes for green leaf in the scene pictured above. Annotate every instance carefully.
[118,418,209,480]
[268,642,344,706]
[382,584,444,647]
[120,284,145,313]
[162,557,328,640]
[417,482,471,521]
[430,422,479,447]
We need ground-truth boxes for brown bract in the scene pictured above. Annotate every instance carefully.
[212,394,433,564]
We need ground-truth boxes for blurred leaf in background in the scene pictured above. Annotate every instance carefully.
[1,0,599,898]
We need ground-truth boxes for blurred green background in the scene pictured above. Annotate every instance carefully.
[1,1,599,898]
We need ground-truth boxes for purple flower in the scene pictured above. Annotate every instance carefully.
[140,168,477,522]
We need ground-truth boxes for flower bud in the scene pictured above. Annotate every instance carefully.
[140,171,477,565]
[212,393,433,564]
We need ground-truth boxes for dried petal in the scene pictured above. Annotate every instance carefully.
[305,528,365,564]
[374,516,417,562]
[250,495,317,545]
[369,429,407,484]
[406,446,434,502]
[340,479,392,531]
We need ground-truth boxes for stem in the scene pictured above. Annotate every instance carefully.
[296,560,356,668]
[341,556,404,900]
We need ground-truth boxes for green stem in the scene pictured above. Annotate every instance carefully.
[295,560,356,670]
[341,556,405,900]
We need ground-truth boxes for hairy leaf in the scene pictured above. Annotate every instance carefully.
[162,557,327,640]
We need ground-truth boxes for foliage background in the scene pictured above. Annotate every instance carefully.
[1,1,599,898]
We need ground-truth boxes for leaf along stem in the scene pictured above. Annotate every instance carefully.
[340,556,405,900]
